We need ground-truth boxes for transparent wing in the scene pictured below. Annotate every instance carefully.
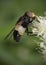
[4,27,15,40]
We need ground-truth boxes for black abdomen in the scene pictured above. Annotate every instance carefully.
[13,30,21,42]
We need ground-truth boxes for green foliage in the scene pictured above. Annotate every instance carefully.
[0,0,46,65]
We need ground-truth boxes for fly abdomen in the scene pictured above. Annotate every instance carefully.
[13,24,26,42]
[13,30,21,42]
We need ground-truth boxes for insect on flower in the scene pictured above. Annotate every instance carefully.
[4,11,39,42]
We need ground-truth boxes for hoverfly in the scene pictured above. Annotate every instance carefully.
[4,11,37,42]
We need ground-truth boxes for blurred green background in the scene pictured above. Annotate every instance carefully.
[0,0,46,65]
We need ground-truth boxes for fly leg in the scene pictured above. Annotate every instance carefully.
[26,27,37,36]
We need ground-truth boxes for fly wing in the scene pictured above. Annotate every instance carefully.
[4,27,15,40]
